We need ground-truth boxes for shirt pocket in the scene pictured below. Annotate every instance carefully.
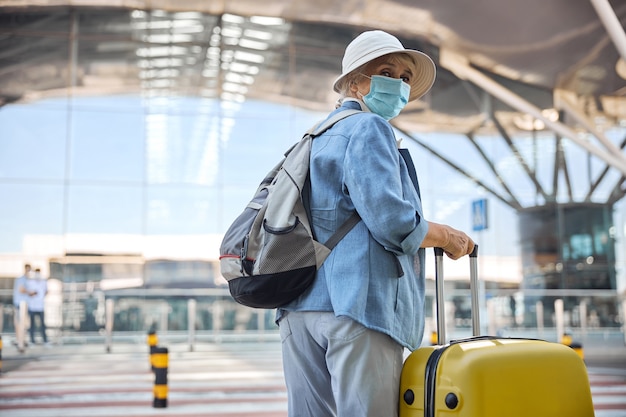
[311,208,336,236]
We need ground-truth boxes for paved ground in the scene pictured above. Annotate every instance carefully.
[0,337,625,417]
[1,339,287,417]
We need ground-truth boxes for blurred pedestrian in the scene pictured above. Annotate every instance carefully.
[12,263,31,349]
[26,267,49,345]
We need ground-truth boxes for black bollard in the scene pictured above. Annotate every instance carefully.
[152,346,168,408]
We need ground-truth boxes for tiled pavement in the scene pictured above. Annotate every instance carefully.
[0,338,624,417]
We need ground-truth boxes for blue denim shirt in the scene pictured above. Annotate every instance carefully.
[276,100,428,351]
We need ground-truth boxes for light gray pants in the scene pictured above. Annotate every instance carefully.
[279,311,403,417]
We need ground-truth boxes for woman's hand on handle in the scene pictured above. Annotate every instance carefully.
[421,222,475,260]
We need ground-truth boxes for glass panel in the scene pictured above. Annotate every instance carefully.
[0,184,65,253]
[70,97,145,182]
[66,184,143,234]
[0,101,68,180]
[1,7,624,349]
[146,185,217,234]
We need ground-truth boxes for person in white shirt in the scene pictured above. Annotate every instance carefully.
[26,268,49,345]
[12,263,32,348]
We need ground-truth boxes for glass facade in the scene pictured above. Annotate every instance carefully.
[0,7,624,345]
[519,203,619,327]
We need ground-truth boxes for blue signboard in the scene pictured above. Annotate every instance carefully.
[472,198,488,231]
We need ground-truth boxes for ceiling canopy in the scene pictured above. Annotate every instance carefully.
[1,0,625,173]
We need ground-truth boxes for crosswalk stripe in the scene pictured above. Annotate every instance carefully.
[0,342,288,417]
[587,368,626,415]
[1,343,624,416]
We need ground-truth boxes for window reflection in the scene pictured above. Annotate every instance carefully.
[1,7,624,342]
[519,203,618,326]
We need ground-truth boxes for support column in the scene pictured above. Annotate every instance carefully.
[187,299,196,352]
[105,299,114,353]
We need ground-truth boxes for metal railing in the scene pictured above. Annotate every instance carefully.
[1,286,624,350]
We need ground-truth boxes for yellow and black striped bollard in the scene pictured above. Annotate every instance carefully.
[147,330,158,371]
[430,331,438,346]
[152,346,168,408]
[561,333,585,360]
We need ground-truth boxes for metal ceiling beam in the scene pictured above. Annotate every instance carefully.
[440,49,626,176]
[552,136,561,201]
[586,134,626,201]
[590,0,626,63]
[490,112,550,202]
[557,94,626,160]
[608,178,626,205]
[0,48,62,77]
[392,125,519,210]
[466,131,522,209]
[557,135,574,202]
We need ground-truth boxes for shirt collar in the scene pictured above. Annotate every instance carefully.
[342,97,371,113]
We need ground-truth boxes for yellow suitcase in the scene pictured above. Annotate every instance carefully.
[399,247,595,417]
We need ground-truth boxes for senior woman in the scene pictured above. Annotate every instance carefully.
[276,30,475,417]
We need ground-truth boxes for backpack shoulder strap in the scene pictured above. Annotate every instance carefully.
[307,109,362,137]
[305,108,363,247]
[324,211,361,249]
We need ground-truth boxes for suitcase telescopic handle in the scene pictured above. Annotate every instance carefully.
[434,245,479,344]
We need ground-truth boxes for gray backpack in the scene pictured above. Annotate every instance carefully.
[219,109,361,309]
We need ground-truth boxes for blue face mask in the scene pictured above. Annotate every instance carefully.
[361,75,410,120]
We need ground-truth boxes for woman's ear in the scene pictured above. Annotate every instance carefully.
[348,78,359,95]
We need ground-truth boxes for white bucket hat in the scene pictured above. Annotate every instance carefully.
[333,30,436,102]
